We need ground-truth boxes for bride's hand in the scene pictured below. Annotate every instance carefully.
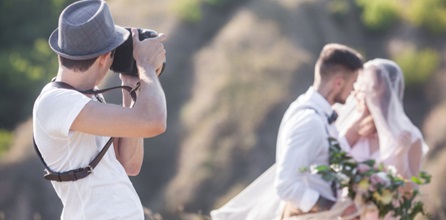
[358,115,376,137]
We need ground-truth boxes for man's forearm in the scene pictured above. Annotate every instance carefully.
[125,66,166,137]
[116,137,144,176]
[136,68,167,128]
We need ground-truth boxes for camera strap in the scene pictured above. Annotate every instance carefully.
[33,80,140,182]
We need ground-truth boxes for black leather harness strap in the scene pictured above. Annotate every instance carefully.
[33,80,139,182]
[51,81,140,102]
[33,137,114,182]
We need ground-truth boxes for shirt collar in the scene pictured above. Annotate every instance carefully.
[305,86,334,117]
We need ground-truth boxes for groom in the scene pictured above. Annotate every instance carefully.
[275,43,363,218]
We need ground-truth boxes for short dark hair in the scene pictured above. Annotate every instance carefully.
[60,56,99,72]
[316,44,364,77]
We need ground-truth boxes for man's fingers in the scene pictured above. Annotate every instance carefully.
[139,33,166,42]
[131,28,138,39]
[155,33,166,42]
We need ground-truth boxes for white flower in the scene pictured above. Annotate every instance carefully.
[387,165,398,176]
[331,164,342,172]
[309,165,318,174]
[337,173,350,184]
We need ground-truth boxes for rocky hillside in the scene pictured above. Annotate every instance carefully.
[1,0,446,219]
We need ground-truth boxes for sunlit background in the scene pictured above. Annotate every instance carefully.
[1,0,446,219]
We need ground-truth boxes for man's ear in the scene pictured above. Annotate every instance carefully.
[98,53,111,67]
[333,74,345,90]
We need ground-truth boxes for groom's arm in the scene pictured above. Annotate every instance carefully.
[274,111,329,213]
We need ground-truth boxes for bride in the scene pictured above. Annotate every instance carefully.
[210,59,428,220]
[338,58,428,180]
[335,58,429,219]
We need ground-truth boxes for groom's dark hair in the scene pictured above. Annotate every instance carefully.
[315,43,363,78]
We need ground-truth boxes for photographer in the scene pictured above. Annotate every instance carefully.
[32,0,166,219]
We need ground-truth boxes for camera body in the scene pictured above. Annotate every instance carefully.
[110,28,166,76]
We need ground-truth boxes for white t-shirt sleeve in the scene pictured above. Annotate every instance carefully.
[35,88,91,136]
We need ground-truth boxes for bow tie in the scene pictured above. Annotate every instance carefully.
[327,111,338,124]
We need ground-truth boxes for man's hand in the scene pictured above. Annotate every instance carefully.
[120,74,139,88]
[131,28,166,78]
[282,197,335,218]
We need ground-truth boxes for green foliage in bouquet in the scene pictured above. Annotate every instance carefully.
[302,138,431,219]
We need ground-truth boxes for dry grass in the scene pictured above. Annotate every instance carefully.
[419,103,446,219]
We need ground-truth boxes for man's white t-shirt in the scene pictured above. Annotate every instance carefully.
[33,84,144,220]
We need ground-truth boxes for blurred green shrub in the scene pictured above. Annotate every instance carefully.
[0,129,12,157]
[355,0,446,34]
[172,0,243,23]
[172,0,202,23]
[404,0,446,34]
[355,0,399,31]
[204,0,240,9]
[393,48,439,87]
[0,0,70,130]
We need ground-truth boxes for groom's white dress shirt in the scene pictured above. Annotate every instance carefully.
[275,87,339,213]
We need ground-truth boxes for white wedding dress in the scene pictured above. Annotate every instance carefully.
[210,164,284,220]
[210,164,355,220]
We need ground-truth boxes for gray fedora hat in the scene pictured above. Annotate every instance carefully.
[49,0,129,60]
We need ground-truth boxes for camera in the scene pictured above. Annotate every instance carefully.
[110,28,166,76]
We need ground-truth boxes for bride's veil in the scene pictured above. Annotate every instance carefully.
[336,58,428,176]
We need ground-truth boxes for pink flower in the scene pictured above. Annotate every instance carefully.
[370,172,390,187]
[357,164,370,173]
[370,174,380,186]
[392,198,401,208]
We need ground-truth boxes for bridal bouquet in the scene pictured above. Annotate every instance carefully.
[301,138,431,219]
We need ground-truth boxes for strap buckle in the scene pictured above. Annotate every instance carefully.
[86,165,93,173]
